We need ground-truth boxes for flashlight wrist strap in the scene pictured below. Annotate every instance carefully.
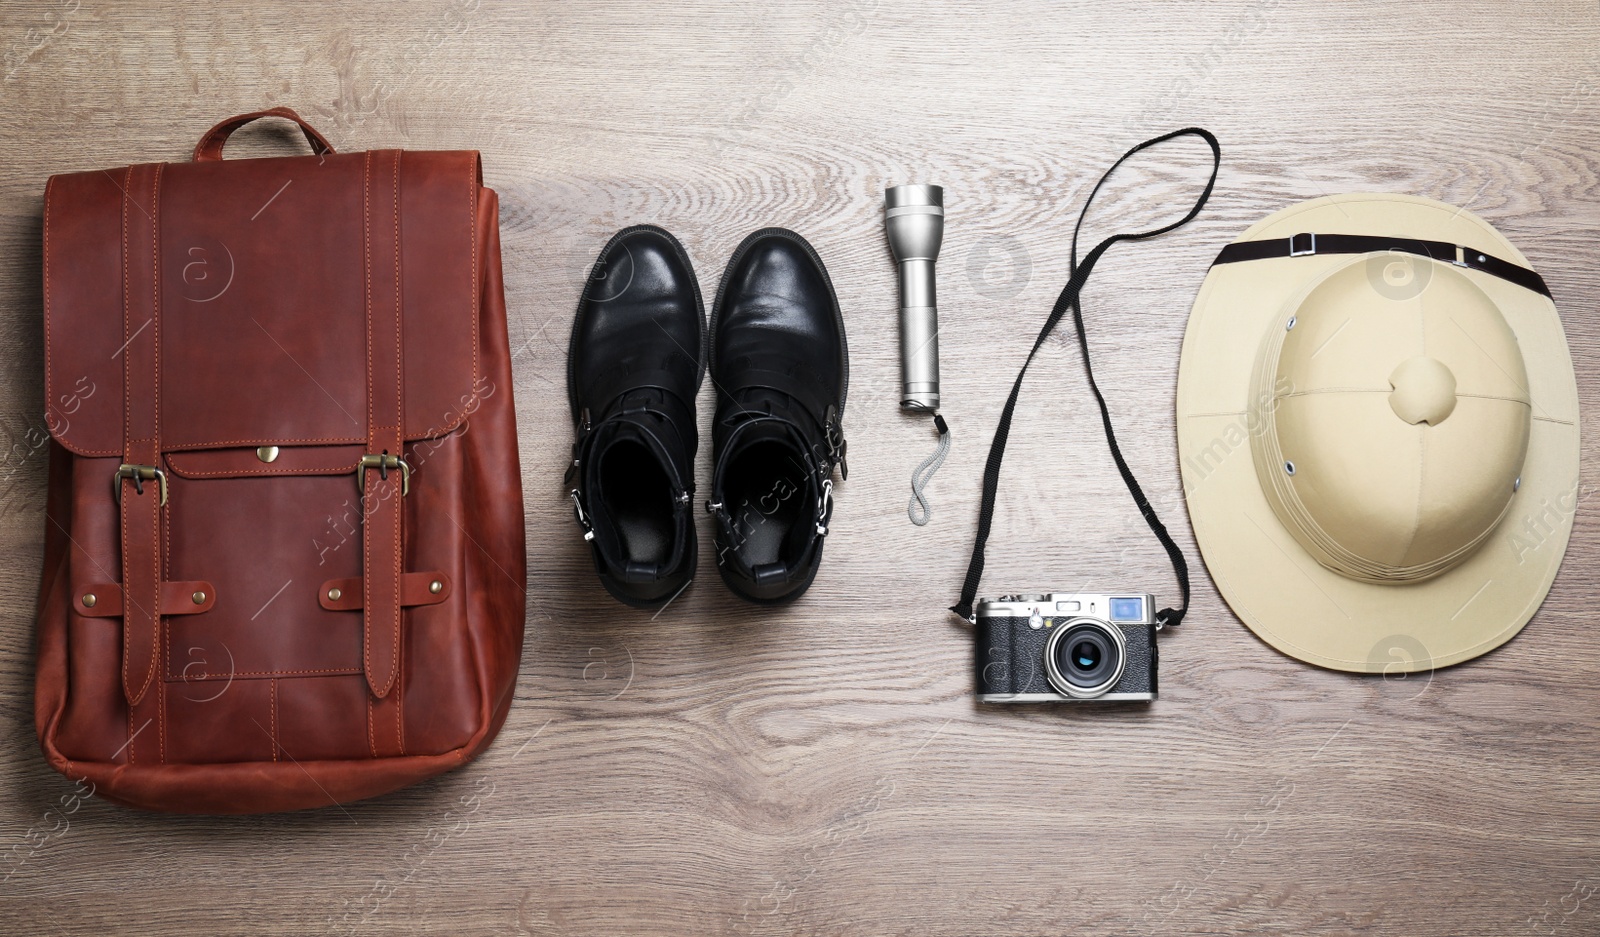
[908,413,950,526]
[951,127,1221,627]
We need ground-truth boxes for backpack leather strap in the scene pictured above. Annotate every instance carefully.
[360,149,406,702]
[118,163,165,708]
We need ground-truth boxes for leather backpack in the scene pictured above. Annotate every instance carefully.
[33,108,526,813]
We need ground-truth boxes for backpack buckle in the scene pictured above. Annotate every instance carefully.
[113,464,168,506]
[357,453,411,496]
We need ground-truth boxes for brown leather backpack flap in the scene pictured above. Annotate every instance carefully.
[42,148,484,457]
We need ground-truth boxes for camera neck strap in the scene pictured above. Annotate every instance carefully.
[951,127,1221,626]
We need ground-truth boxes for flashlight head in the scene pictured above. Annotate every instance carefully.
[885,184,944,262]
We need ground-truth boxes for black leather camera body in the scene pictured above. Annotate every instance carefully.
[974,593,1158,702]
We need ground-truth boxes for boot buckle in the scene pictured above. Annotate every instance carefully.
[825,405,848,480]
[816,479,834,536]
[569,489,595,542]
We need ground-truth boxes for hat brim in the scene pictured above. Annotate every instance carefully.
[1177,194,1580,673]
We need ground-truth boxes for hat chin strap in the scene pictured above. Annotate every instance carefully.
[950,127,1220,626]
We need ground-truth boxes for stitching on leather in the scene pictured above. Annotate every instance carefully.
[42,175,54,444]
[367,695,377,759]
[158,653,167,764]
[270,678,278,762]
[120,164,132,705]
[396,672,405,755]
[363,149,374,699]
[169,468,350,478]
[139,162,164,706]
[389,149,403,703]
[165,668,360,679]
[160,528,167,765]
[168,463,359,478]
[469,153,479,431]
[160,509,168,766]
[158,172,169,756]
[166,435,367,448]
[152,164,163,471]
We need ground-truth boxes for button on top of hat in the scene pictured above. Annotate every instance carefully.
[1388,355,1457,426]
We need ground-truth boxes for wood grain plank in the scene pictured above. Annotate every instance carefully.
[0,0,1596,934]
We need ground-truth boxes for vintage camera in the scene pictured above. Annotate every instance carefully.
[974,593,1158,702]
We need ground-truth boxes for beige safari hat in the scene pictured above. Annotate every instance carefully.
[1177,193,1580,673]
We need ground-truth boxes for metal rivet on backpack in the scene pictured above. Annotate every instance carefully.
[327,587,342,601]
[192,591,206,605]
[1478,254,1487,263]
[1514,476,1521,491]
[429,580,443,594]
[82,593,97,608]
[1284,460,1296,475]
[256,445,280,463]
[1286,316,1296,331]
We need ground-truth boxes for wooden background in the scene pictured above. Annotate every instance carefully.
[0,1,1596,934]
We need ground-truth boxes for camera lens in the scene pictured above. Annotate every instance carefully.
[1044,620,1127,698]
[1056,626,1114,686]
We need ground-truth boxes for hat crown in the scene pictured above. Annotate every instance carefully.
[1251,255,1532,583]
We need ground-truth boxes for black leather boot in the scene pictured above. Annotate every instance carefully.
[708,228,848,604]
[567,225,704,608]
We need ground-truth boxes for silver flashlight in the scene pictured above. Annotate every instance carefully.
[885,184,944,411]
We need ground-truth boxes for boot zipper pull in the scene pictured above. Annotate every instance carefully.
[563,443,580,487]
